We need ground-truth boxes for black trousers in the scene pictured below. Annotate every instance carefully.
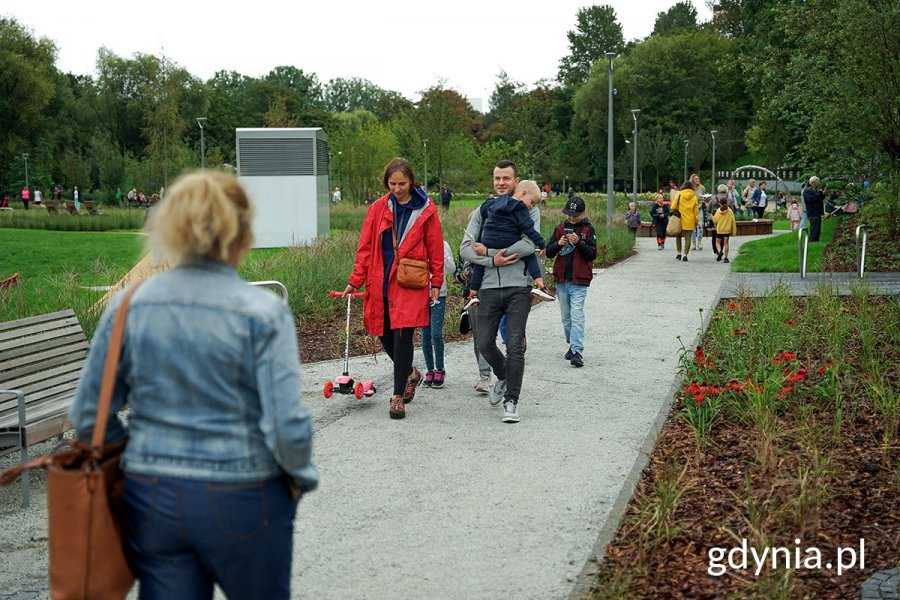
[809,216,822,242]
[379,303,415,396]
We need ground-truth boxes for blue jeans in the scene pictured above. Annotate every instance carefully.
[556,282,588,354]
[799,211,808,230]
[421,297,446,371]
[123,474,297,600]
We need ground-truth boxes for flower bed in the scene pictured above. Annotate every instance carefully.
[590,289,899,598]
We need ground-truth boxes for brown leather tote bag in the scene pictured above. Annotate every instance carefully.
[391,219,429,289]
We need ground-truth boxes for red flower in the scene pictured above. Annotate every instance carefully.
[777,385,793,399]
[727,302,739,310]
[731,329,747,336]
[785,319,798,325]
[694,393,705,406]
[782,352,797,360]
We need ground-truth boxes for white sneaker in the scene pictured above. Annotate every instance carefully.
[502,401,520,423]
[489,379,507,406]
[474,375,491,395]
[531,285,556,301]
[463,294,480,311]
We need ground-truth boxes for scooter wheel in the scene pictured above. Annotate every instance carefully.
[323,381,334,399]
[353,381,364,399]
[362,380,376,397]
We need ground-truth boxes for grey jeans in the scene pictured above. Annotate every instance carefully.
[469,306,492,377]
[473,287,531,403]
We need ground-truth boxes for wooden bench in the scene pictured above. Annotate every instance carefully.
[84,200,103,216]
[64,201,78,215]
[44,201,59,215]
[1,310,89,507]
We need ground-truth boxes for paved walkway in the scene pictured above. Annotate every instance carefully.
[722,271,900,298]
[0,234,766,599]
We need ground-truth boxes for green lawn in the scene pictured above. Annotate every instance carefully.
[1,229,145,335]
[731,219,836,272]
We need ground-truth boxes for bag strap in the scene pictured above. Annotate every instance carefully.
[90,282,143,457]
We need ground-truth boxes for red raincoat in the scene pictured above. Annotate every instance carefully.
[348,193,444,336]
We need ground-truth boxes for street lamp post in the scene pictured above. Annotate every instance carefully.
[624,140,630,194]
[710,130,718,193]
[631,109,640,203]
[683,139,689,183]
[605,51,618,227]
[22,153,29,190]
[196,118,207,168]
[337,151,343,191]
[422,139,428,192]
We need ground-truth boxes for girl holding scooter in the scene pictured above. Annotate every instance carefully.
[343,158,445,420]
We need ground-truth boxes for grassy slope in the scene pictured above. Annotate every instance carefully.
[732,219,836,273]
[1,229,145,334]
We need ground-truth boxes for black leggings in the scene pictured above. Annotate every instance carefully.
[379,303,415,396]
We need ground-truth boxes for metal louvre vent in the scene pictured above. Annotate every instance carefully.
[238,138,314,176]
[316,139,329,176]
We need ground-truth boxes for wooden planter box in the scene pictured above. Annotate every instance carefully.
[637,219,773,237]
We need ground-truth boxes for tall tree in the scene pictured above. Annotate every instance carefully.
[486,70,524,127]
[505,86,561,180]
[653,1,700,36]
[0,17,58,190]
[414,85,471,186]
[557,5,625,87]
[264,66,322,110]
[323,77,386,113]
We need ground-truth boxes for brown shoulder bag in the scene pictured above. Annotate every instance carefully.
[391,216,429,289]
[1,282,142,599]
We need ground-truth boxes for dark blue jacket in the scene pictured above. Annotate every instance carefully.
[803,186,825,218]
[480,194,545,250]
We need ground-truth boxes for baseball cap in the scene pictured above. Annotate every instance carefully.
[563,196,585,216]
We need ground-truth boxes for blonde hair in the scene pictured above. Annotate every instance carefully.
[149,171,254,264]
[513,180,541,202]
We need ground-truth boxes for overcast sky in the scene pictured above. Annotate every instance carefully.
[7,1,711,106]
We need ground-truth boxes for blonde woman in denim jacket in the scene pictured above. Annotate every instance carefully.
[70,171,318,600]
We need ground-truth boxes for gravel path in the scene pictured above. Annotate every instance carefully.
[0,235,764,599]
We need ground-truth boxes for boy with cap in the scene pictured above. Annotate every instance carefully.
[545,197,598,367]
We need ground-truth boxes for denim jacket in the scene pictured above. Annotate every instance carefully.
[70,258,319,493]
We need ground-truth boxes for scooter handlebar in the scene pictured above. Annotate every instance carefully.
[330,290,365,298]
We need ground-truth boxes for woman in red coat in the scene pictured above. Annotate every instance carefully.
[343,158,445,419]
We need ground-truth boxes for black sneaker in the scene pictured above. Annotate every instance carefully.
[716,252,723,262]
[724,257,730,263]
[570,352,584,367]
[682,256,689,262]
[564,347,574,360]
[675,255,682,261]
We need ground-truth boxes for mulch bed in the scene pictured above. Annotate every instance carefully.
[821,215,900,272]
[590,297,899,599]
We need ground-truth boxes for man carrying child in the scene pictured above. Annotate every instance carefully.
[463,180,554,310]
[545,197,597,367]
[459,161,544,423]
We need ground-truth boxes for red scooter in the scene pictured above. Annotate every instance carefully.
[323,291,376,399]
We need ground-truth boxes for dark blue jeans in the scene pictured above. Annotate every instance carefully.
[123,473,297,600]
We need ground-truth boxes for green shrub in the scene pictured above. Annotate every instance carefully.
[0,208,145,231]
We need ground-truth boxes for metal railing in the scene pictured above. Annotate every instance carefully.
[855,224,869,278]
[248,280,289,304]
[798,226,810,279]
